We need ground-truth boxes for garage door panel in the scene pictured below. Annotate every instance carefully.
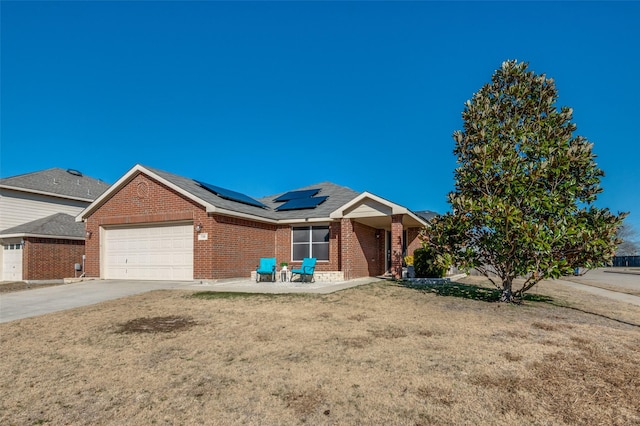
[2,245,23,281]
[104,224,193,281]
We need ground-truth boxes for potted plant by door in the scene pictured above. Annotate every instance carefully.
[404,256,415,279]
[280,262,288,271]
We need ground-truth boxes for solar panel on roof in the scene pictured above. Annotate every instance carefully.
[275,196,328,211]
[273,189,321,202]
[196,181,268,209]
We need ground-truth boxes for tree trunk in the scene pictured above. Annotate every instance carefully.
[500,278,514,303]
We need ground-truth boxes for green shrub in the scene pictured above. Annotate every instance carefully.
[414,247,448,278]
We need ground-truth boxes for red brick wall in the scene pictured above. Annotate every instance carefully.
[84,172,279,280]
[275,225,291,267]
[83,170,409,280]
[406,227,422,257]
[84,173,204,278]
[351,221,384,278]
[210,214,276,278]
[340,218,353,279]
[391,215,404,278]
[22,238,85,280]
[339,219,385,280]
[327,222,341,272]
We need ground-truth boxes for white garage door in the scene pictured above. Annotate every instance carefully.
[104,223,194,281]
[2,243,23,281]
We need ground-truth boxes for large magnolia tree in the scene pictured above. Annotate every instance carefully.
[423,60,626,303]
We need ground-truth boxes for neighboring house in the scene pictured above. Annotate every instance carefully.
[414,210,438,223]
[0,168,110,281]
[77,164,428,281]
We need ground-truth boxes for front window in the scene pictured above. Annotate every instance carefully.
[292,226,329,261]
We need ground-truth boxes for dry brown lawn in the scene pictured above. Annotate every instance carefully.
[1,278,639,425]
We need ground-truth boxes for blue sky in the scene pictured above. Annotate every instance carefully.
[2,1,639,232]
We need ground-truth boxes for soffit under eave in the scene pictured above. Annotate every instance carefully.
[330,197,427,229]
[403,214,427,228]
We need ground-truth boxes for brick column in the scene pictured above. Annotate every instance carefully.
[341,218,353,280]
[391,215,404,279]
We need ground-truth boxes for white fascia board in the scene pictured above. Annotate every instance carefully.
[208,208,331,226]
[76,164,216,222]
[277,217,334,225]
[0,232,85,241]
[210,207,278,224]
[0,184,94,203]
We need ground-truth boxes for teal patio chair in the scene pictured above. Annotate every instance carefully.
[256,257,276,282]
[290,257,317,283]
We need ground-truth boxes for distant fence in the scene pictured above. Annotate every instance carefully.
[612,256,640,267]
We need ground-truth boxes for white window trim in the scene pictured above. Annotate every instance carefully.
[291,224,330,262]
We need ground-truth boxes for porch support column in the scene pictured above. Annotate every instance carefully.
[391,214,404,279]
[340,218,353,281]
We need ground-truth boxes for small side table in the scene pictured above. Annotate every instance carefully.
[280,269,289,282]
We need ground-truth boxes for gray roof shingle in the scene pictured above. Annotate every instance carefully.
[0,213,85,238]
[259,182,361,221]
[0,168,110,201]
[415,210,439,222]
[145,166,361,221]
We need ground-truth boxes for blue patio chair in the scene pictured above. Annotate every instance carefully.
[256,257,276,282]
[290,257,317,283]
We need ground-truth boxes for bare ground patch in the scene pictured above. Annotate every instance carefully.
[1,281,639,425]
[117,315,196,333]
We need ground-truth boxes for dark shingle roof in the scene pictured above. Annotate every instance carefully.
[0,213,85,238]
[414,210,439,222]
[0,168,110,201]
[145,166,361,221]
[259,182,360,220]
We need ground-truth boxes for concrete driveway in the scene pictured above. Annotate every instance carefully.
[0,277,380,323]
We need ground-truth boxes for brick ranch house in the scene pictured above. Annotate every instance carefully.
[77,164,430,281]
[0,168,109,281]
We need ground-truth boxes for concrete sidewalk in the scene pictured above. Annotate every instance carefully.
[552,267,640,307]
[553,279,640,307]
[0,277,381,324]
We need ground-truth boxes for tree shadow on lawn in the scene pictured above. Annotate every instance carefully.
[399,280,553,304]
[399,280,640,327]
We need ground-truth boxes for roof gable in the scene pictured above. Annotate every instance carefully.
[330,192,428,228]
